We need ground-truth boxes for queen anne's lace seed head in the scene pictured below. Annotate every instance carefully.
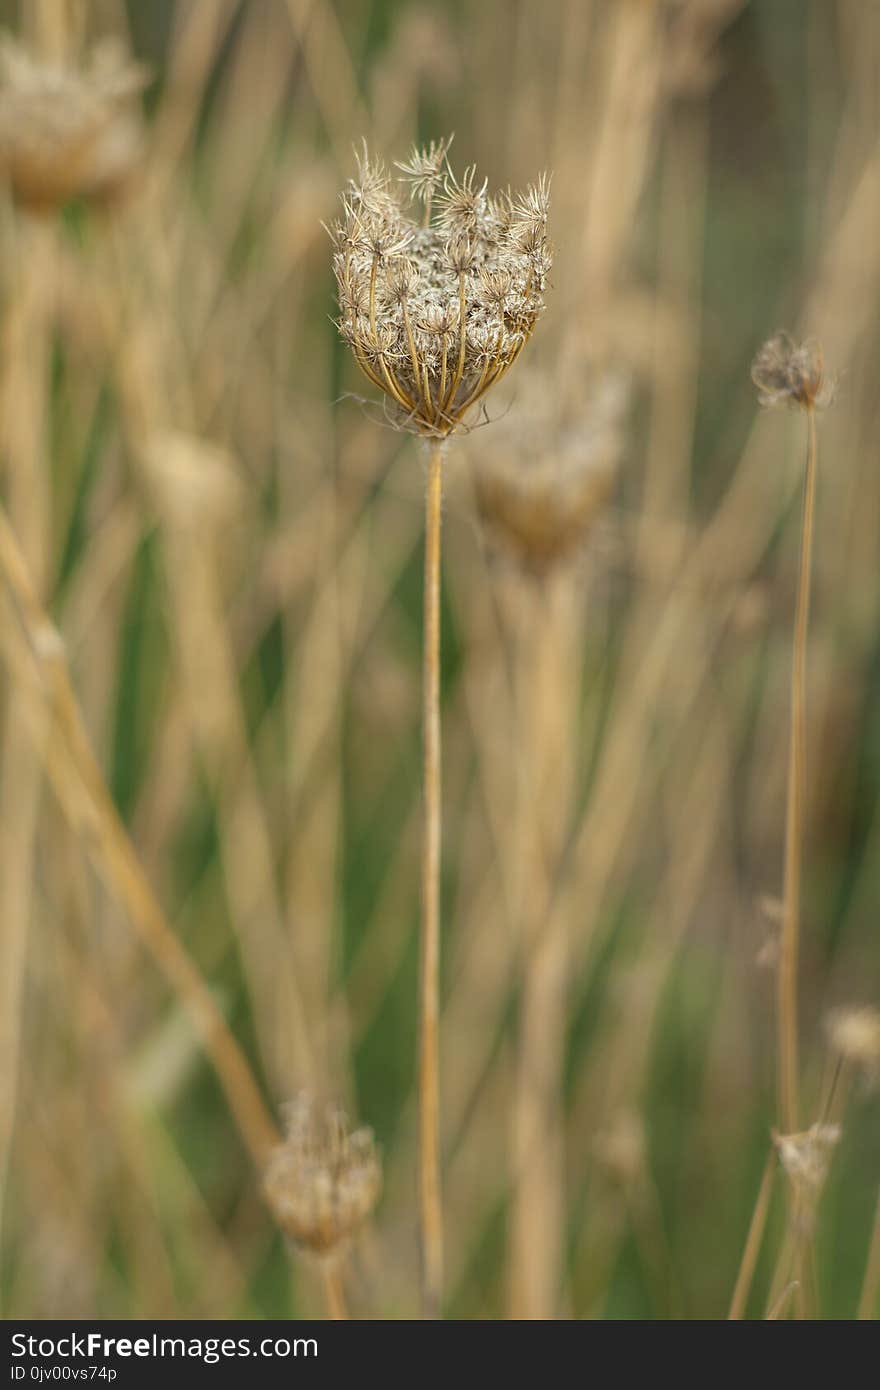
[264,1094,381,1258]
[330,139,552,438]
[0,34,148,214]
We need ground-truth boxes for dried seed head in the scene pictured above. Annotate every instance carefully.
[751,332,833,411]
[417,302,459,338]
[143,431,243,533]
[773,1123,840,1212]
[330,138,552,438]
[264,1094,381,1258]
[435,163,488,238]
[382,257,420,307]
[593,1110,646,1187]
[473,370,629,580]
[349,140,394,219]
[477,268,514,314]
[825,1006,880,1083]
[0,34,149,214]
[663,1,747,100]
[394,135,454,208]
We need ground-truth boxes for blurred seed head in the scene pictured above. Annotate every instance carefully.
[473,369,629,580]
[730,581,771,637]
[0,33,149,215]
[825,1006,880,1085]
[662,1,747,100]
[751,332,834,412]
[593,1110,647,1188]
[329,139,552,438]
[264,1094,381,1258]
[772,1122,840,1227]
[142,431,244,535]
[755,893,783,968]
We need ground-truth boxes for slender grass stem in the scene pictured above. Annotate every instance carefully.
[419,442,444,1317]
[778,405,818,1136]
[509,581,569,1319]
[857,1185,880,1320]
[321,1262,349,1320]
[0,504,279,1172]
[766,1281,800,1320]
[728,1149,776,1319]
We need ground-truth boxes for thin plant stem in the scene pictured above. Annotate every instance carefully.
[766,1281,799,1320]
[764,1222,797,1318]
[509,580,571,1319]
[778,405,818,1136]
[0,504,279,1172]
[321,1262,349,1320]
[857,1184,880,1320]
[728,1149,776,1319]
[419,442,444,1317]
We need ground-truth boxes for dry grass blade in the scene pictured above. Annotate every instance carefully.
[0,504,279,1172]
[728,1150,777,1319]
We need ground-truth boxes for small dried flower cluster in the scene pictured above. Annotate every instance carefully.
[592,1110,646,1188]
[0,34,148,214]
[825,1005,880,1085]
[329,139,551,437]
[751,331,833,411]
[263,1094,381,1258]
[473,370,628,579]
[772,1122,840,1214]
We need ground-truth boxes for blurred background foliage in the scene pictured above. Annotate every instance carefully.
[0,0,878,1320]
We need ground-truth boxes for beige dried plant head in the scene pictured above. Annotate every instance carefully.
[772,1122,840,1235]
[751,331,834,411]
[263,1094,381,1258]
[663,0,747,99]
[825,1005,880,1087]
[592,1110,646,1188]
[329,139,552,438]
[473,369,629,579]
[142,431,244,535]
[0,33,149,214]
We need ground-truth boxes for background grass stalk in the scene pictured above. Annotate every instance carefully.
[0,505,279,1173]
[321,1263,349,1320]
[778,405,818,1136]
[728,1149,776,1319]
[857,1186,880,1319]
[0,219,54,1278]
[509,578,573,1318]
[419,442,445,1317]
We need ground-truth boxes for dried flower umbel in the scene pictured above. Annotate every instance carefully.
[263,1094,381,1257]
[329,140,551,437]
[0,34,148,214]
[751,332,833,412]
